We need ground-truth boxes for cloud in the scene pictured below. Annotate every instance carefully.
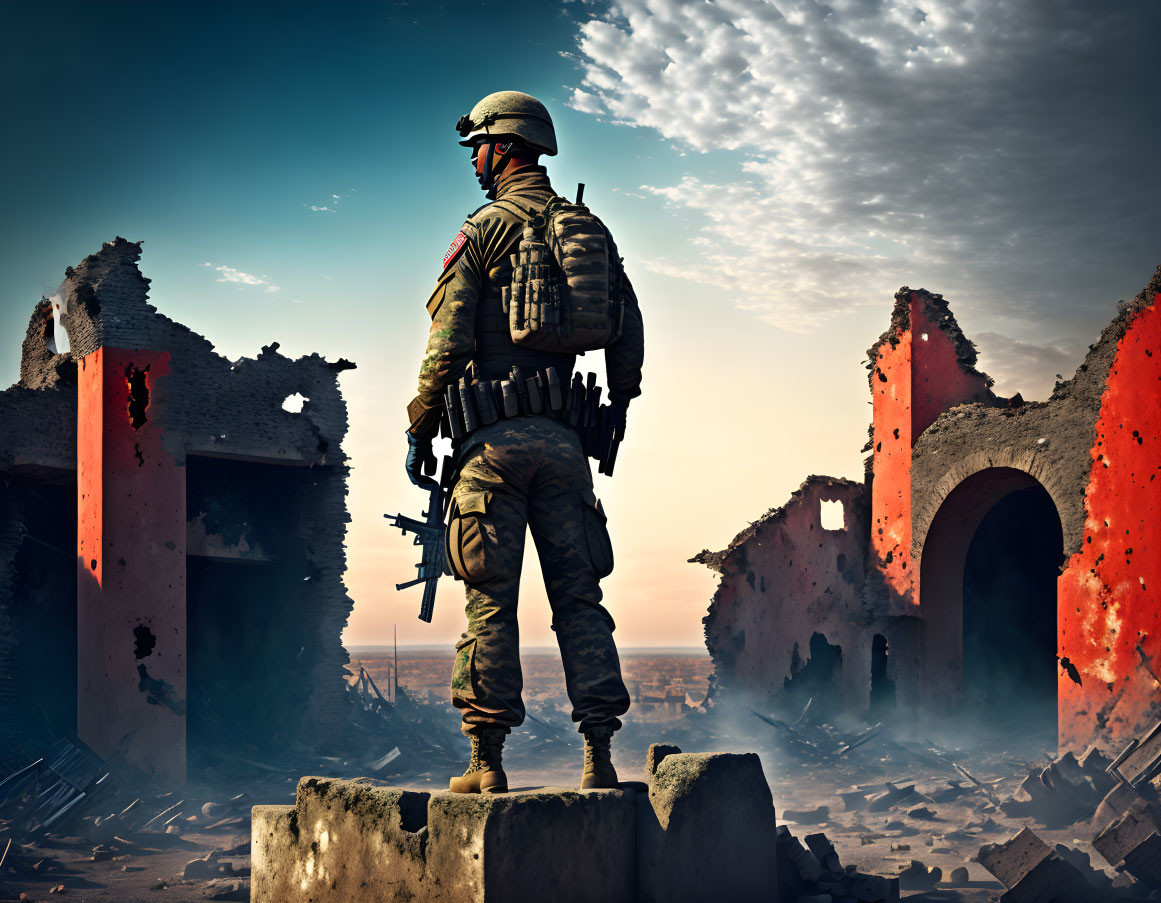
[973,331,1086,402]
[203,262,280,293]
[305,188,357,213]
[570,0,1161,335]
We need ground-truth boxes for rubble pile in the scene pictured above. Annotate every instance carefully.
[0,680,475,900]
[0,737,255,900]
[977,720,1161,901]
[1001,747,1118,825]
[776,825,900,902]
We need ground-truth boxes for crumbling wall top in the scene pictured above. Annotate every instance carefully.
[690,475,865,575]
[19,299,75,391]
[865,286,995,393]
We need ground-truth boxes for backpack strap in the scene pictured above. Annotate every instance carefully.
[490,197,543,221]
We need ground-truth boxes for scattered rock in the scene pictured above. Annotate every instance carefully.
[948,866,970,886]
[184,855,221,880]
[785,805,831,824]
[203,877,248,900]
[897,859,941,890]
[90,846,113,862]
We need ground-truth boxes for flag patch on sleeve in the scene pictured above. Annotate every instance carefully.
[442,231,468,269]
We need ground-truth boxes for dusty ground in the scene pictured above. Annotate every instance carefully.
[0,827,254,903]
[1,702,1121,901]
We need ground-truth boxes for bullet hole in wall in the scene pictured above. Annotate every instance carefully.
[125,364,150,429]
[133,624,157,660]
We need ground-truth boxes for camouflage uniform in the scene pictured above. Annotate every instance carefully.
[406,165,644,736]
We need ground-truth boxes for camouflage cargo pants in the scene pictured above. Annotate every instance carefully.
[446,416,630,736]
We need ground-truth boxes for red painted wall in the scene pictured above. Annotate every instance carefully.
[871,293,992,606]
[77,348,187,781]
[871,328,914,603]
[1059,294,1161,751]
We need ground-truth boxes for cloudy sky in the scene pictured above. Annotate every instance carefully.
[2,0,1158,649]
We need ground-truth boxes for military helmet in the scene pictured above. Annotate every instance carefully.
[456,91,557,156]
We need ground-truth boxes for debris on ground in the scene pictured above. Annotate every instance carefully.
[776,824,900,902]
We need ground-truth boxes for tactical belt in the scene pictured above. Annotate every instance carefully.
[441,364,623,475]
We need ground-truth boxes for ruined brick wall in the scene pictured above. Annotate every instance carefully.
[0,304,79,767]
[1057,268,1161,751]
[0,302,78,478]
[0,237,358,772]
[866,288,996,610]
[700,269,1161,750]
[908,268,1161,750]
[697,477,875,713]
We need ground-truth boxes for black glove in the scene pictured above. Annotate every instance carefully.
[405,432,437,487]
[609,399,629,439]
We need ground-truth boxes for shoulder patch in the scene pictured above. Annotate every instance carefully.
[442,230,468,269]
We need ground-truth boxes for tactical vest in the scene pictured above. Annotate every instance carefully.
[472,195,576,383]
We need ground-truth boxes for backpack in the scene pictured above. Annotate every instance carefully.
[499,195,625,353]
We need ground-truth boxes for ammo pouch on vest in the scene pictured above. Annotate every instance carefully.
[499,196,626,354]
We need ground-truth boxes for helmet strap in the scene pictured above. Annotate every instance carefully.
[479,139,517,199]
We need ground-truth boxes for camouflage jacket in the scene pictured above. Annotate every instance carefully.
[406,166,645,438]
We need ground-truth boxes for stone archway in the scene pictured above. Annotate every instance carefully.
[917,467,1066,734]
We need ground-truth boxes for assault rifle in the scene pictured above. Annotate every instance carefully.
[384,454,455,623]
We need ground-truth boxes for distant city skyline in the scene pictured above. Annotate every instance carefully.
[3,0,1158,650]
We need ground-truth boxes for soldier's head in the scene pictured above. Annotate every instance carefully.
[456,91,557,195]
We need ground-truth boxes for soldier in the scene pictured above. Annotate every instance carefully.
[404,91,645,793]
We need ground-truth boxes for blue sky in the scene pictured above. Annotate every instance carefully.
[3,0,1159,648]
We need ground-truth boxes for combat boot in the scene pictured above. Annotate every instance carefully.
[580,724,619,790]
[449,729,508,793]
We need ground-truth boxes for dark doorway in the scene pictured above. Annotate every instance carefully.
[962,486,1062,733]
[869,633,896,720]
[783,632,843,720]
[185,456,326,776]
[3,480,77,764]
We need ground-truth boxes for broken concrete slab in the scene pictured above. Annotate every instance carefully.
[1093,798,1161,887]
[979,827,1054,889]
[978,827,1109,903]
[637,752,777,903]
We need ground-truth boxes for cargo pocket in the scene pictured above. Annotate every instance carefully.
[446,490,501,584]
[581,490,614,579]
[451,634,476,694]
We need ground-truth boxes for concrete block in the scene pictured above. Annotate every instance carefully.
[979,827,1052,888]
[1094,799,1161,886]
[998,855,1106,903]
[424,786,636,903]
[251,778,430,902]
[637,752,777,903]
[979,828,1105,903]
[250,804,296,903]
[645,742,682,778]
